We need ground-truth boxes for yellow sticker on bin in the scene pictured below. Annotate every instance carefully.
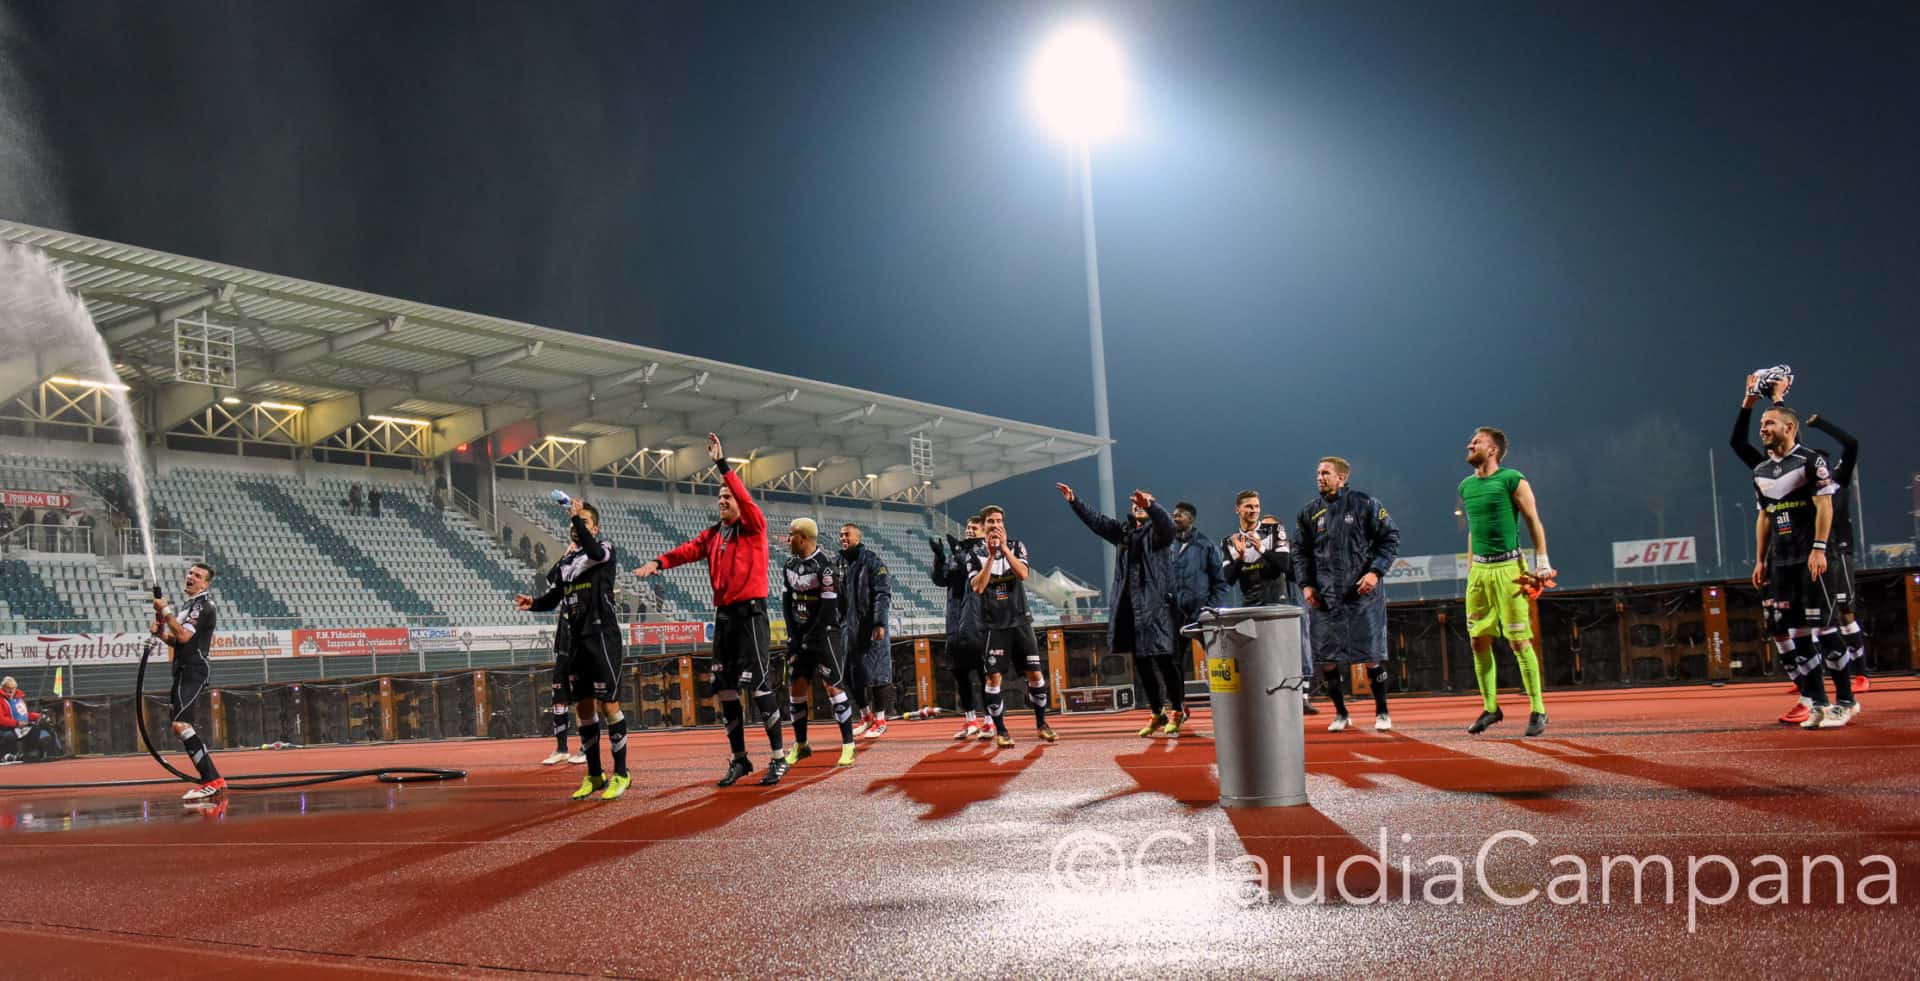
[1207,656,1240,694]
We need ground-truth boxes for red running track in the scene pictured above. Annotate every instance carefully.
[2,680,1917,978]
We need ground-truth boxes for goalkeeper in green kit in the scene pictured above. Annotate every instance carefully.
[1459,427,1557,737]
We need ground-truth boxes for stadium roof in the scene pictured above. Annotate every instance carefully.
[0,219,1106,506]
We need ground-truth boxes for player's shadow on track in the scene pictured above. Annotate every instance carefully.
[1084,731,1577,816]
[1308,730,1577,815]
[1509,736,1907,827]
[1079,736,1217,810]
[863,740,1045,821]
[228,790,608,926]
[340,767,844,946]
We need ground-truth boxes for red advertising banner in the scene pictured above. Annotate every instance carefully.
[2,490,70,509]
[629,621,707,647]
[292,627,411,656]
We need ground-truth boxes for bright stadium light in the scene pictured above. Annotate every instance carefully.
[1029,23,1129,143]
[1027,21,1130,570]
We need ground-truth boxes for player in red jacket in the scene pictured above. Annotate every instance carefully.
[634,433,787,786]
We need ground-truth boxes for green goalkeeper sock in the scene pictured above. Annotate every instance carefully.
[1513,643,1546,713]
[1472,646,1499,713]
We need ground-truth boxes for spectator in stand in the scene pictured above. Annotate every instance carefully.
[432,484,449,511]
[0,677,56,762]
[347,483,363,516]
[368,485,383,518]
[533,542,548,568]
[519,534,533,564]
[502,523,514,549]
[0,507,12,553]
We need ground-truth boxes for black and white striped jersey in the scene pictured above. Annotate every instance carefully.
[782,548,841,644]
[968,539,1032,629]
[1751,443,1836,566]
[169,592,216,666]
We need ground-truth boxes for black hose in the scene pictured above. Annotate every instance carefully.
[0,636,465,793]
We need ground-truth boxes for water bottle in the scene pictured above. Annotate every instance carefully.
[550,490,572,507]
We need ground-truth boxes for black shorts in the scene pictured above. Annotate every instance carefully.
[566,626,626,703]
[789,630,845,689]
[169,657,211,724]
[1764,561,1843,634]
[984,625,1044,677]
[711,600,775,696]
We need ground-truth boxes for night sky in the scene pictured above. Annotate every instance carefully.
[4,1,1915,589]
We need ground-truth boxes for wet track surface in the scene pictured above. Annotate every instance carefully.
[2,680,1917,978]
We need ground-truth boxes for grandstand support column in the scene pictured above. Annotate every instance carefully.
[476,452,499,533]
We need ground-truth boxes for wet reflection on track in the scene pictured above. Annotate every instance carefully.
[0,785,407,833]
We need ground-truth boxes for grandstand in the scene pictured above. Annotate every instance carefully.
[0,219,1100,658]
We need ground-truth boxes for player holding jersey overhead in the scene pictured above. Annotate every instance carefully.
[1745,403,1852,728]
[1458,428,1556,737]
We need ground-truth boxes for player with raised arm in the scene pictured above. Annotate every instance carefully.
[1746,403,1852,728]
[516,497,631,800]
[634,433,788,786]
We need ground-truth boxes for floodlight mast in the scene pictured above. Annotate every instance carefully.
[1031,23,1128,570]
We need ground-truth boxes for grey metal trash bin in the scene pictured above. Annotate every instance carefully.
[1183,605,1308,808]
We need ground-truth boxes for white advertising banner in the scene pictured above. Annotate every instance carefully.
[431,624,556,654]
[1612,536,1699,569]
[0,629,295,667]
[1384,555,1453,584]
